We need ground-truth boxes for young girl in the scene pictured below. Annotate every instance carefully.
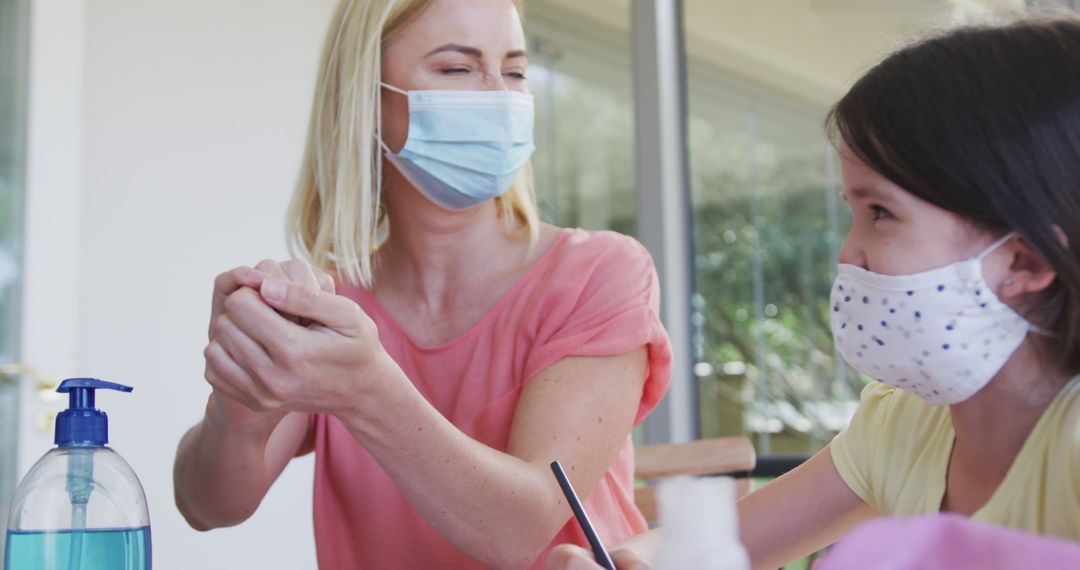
[549,15,1080,570]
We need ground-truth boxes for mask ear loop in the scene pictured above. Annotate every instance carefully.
[373,132,393,156]
[976,232,1017,261]
[374,83,408,156]
[380,82,409,96]
[1030,324,1058,337]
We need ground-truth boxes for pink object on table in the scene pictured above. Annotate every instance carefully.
[309,228,673,569]
[818,513,1080,570]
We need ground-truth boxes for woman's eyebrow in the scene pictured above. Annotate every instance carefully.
[425,43,483,58]
[424,44,528,60]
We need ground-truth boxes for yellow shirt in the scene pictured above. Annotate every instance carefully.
[831,375,1080,540]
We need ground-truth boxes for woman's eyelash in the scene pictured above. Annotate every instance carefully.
[437,68,526,80]
[870,204,892,220]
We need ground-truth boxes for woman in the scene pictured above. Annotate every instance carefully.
[550,16,1080,570]
[172,0,672,568]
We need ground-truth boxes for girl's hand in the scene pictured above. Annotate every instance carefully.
[207,261,383,417]
[545,544,652,570]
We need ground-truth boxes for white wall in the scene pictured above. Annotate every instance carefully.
[20,0,336,567]
[20,0,85,477]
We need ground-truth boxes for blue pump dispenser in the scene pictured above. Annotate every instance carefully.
[55,378,133,446]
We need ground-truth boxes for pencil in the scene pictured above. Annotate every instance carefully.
[550,460,616,570]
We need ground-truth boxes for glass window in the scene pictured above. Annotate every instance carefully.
[683,1,961,455]
[522,0,1054,454]
[524,0,636,236]
[0,0,30,555]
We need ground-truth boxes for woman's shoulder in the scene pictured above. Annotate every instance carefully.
[523,226,660,319]
[546,226,656,277]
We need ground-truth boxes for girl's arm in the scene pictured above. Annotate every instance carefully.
[738,446,876,569]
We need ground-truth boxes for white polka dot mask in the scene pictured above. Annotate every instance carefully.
[829,233,1034,405]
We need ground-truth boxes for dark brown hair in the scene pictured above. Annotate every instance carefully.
[828,16,1080,373]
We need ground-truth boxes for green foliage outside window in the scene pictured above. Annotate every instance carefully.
[531,60,863,455]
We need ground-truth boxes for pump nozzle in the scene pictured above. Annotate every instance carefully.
[55,378,133,446]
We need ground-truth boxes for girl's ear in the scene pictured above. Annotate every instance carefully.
[999,233,1058,300]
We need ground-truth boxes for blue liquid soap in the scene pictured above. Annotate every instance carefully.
[5,527,151,570]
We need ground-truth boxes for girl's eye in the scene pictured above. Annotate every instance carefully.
[441,67,471,75]
[504,71,527,80]
[870,204,892,221]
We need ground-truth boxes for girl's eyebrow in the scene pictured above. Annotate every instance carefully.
[847,186,895,201]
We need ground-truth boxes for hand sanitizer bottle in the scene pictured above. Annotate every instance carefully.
[4,378,151,569]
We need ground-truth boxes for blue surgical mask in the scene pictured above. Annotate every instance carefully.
[377,82,535,210]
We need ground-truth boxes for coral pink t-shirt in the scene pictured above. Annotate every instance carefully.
[308,228,672,569]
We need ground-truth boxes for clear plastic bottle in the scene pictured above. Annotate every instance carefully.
[654,476,749,570]
[4,378,151,570]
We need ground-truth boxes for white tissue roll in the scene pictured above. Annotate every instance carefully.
[654,476,750,570]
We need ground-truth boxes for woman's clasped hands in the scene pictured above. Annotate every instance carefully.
[203,259,385,422]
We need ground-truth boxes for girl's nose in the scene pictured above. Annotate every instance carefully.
[838,234,867,268]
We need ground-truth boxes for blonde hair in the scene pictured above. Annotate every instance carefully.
[287,0,540,287]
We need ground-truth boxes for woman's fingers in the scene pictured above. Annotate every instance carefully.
[203,340,280,411]
[611,548,652,570]
[544,544,652,570]
[314,267,337,295]
[256,259,336,324]
[258,278,371,335]
[212,261,333,335]
[212,313,274,380]
[280,260,327,326]
[222,287,302,354]
[281,259,320,290]
[264,258,335,294]
[545,545,605,570]
[254,259,289,280]
[209,266,268,339]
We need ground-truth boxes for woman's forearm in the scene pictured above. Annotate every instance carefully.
[334,359,583,569]
[173,397,286,530]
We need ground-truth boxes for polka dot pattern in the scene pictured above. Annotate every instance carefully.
[830,257,1031,405]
